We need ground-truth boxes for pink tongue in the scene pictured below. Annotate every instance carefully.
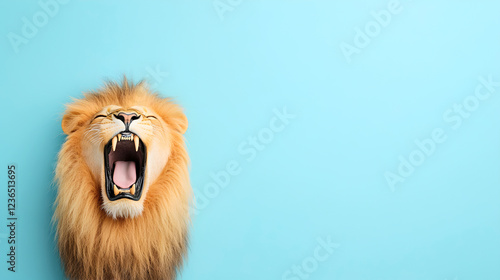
[113,161,136,189]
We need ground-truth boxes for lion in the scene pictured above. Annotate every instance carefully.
[54,79,191,280]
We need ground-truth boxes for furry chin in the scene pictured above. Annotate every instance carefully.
[102,200,144,219]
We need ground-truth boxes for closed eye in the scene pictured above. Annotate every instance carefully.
[146,115,158,119]
[91,114,107,123]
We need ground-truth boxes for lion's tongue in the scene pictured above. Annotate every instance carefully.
[113,161,136,189]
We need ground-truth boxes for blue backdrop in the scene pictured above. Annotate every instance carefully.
[1,1,500,279]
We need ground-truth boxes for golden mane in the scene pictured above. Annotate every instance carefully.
[54,80,191,279]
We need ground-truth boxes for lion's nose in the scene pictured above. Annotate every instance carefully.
[115,112,140,130]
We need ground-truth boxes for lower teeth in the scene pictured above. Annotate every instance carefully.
[113,184,136,196]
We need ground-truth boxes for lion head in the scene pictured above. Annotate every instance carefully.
[54,80,191,279]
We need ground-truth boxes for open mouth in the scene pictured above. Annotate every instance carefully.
[104,132,146,201]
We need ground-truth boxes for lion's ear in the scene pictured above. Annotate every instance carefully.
[62,111,84,135]
[170,111,188,134]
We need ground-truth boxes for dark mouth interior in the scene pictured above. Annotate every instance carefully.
[104,132,146,201]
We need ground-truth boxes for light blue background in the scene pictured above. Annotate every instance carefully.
[1,1,500,279]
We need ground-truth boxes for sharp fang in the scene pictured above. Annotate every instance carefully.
[114,185,119,196]
[112,136,117,151]
[130,184,136,195]
[118,134,122,141]
[134,135,139,151]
